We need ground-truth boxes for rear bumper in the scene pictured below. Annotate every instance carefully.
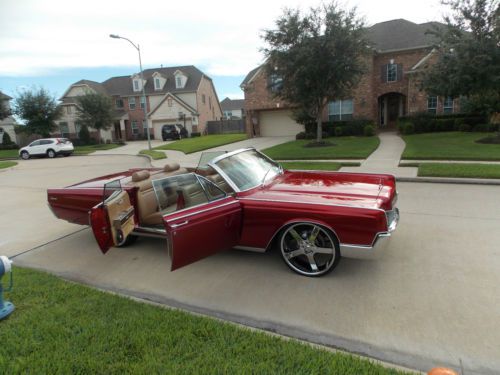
[340,207,399,259]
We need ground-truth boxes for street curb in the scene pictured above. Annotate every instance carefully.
[396,176,500,185]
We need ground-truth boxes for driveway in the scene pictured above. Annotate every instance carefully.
[3,155,499,375]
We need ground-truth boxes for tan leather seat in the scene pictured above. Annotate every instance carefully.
[132,164,188,226]
[181,183,208,208]
[207,173,232,193]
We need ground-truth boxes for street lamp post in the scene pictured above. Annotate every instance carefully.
[109,34,152,151]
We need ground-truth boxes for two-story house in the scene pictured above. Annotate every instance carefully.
[220,98,245,119]
[57,65,222,141]
[0,91,19,145]
[241,19,457,137]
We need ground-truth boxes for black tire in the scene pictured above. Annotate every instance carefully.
[279,223,340,277]
[20,151,30,160]
[47,149,56,158]
[116,234,138,248]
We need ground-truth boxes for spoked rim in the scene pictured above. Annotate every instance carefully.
[21,152,29,160]
[280,223,337,276]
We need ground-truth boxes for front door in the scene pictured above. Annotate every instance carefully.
[153,173,242,271]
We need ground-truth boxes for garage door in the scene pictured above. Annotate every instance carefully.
[259,110,304,137]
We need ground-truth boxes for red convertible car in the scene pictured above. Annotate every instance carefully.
[47,148,399,277]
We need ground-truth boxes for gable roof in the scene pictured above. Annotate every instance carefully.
[220,98,245,111]
[240,65,263,88]
[0,91,12,101]
[148,92,199,118]
[102,65,206,96]
[367,19,442,52]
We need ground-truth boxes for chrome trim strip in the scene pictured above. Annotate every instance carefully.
[233,246,267,253]
[164,199,240,223]
[339,232,391,259]
[133,226,167,235]
[238,197,387,213]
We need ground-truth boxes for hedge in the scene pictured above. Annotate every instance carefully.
[397,113,491,134]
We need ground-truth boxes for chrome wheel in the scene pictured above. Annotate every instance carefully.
[280,223,339,277]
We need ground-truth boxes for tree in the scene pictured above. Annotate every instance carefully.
[262,3,370,143]
[422,0,500,115]
[14,87,62,137]
[0,98,11,120]
[76,91,115,143]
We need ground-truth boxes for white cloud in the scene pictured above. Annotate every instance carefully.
[0,0,444,77]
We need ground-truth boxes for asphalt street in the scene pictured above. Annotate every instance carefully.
[1,155,499,375]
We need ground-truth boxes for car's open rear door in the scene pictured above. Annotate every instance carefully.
[164,197,241,271]
[90,180,135,254]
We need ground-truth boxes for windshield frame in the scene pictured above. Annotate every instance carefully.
[208,148,282,193]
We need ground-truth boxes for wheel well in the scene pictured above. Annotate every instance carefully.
[47,148,55,153]
[266,220,340,251]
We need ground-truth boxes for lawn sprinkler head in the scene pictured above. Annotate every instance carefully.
[0,255,14,320]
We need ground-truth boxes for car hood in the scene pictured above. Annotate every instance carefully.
[239,170,396,210]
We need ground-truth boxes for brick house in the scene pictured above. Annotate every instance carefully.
[56,66,222,141]
[241,19,458,137]
[0,92,20,145]
[220,98,245,119]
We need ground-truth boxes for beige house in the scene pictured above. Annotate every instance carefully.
[57,66,222,141]
[0,92,19,144]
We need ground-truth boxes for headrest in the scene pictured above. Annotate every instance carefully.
[132,170,150,182]
[164,163,180,172]
[183,183,202,194]
[207,174,223,183]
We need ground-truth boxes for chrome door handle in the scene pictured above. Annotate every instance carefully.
[171,220,189,228]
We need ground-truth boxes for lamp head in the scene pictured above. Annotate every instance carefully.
[109,34,120,39]
[0,256,11,277]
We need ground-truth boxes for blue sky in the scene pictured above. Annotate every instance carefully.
[0,0,444,102]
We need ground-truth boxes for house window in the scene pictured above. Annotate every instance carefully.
[224,111,232,118]
[115,99,124,108]
[167,98,173,107]
[202,94,206,104]
[140,96,146,110]
[154,78,161,90]
[133,80,139,91]
[59,122,69,137]
[66,106,72,114]
[387,64,397,82]
[176,76,182,88]
[131,120,139,135]
[129,97,136,110]
[328,99,354,121]
[269,73,283,92]
[427,96,437,114]
[443,96,454,114]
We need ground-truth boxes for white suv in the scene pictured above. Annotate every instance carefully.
[19,138,74,160]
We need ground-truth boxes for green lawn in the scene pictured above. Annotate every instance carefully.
[0,161,17,169]
[418,163,500,179]
[281,161,360,171]
[0,149,19,159]
[262,137,380,160]
[139,149,167,160]
[0,267,409,375]
[74,143,123,155]
[402,132,500,160]
[155,134,247,154]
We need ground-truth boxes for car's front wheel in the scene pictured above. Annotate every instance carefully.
[20,151,30,160]
[279,223,340,277]
[47,149,56,158]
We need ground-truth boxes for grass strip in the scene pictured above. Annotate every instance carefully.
[418,163,500,179]
[139,149,167,160]
[0,267,410,375]
[155,134,247,154]
[0,161,17,169]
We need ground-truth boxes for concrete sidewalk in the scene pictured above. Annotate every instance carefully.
[340,132,418,177]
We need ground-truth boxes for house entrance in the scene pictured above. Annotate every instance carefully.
[378,93,406,128]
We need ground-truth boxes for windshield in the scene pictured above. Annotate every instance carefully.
[213,149,281,191]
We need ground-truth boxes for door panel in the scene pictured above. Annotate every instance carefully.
[90,190,135,253]
[164,198,242,271]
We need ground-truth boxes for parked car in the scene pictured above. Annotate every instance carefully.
[161,124,181,141]
[19,138,74,160]
[47,148,399,277]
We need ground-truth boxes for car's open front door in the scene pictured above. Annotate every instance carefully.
[90,179,135,254]
[154,173,241,271]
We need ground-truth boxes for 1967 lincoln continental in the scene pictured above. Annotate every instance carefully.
[47,148,399,277]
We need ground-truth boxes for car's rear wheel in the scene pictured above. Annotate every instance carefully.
[47,149,56,158]
[20,151,30,160]
[279,223,340,277]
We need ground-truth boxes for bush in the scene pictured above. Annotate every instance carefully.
[334,127,342,137]
[363,125,375,136]
[397,113,489,134]
[106,139,111,144]
[305,132,316,140]
[472,123,495,132]
[296,132,306,140]
[0,143,19,150]
[78,125,91,145]
[116,139,126,145]
[324,119,371,136]
[458,124,472,132]
[180,127,189,138]
[400,123,415,135]
[191,132,201,138]
[2,131,13,145]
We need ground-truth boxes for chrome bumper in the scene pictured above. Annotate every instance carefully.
[340,207,399,259]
